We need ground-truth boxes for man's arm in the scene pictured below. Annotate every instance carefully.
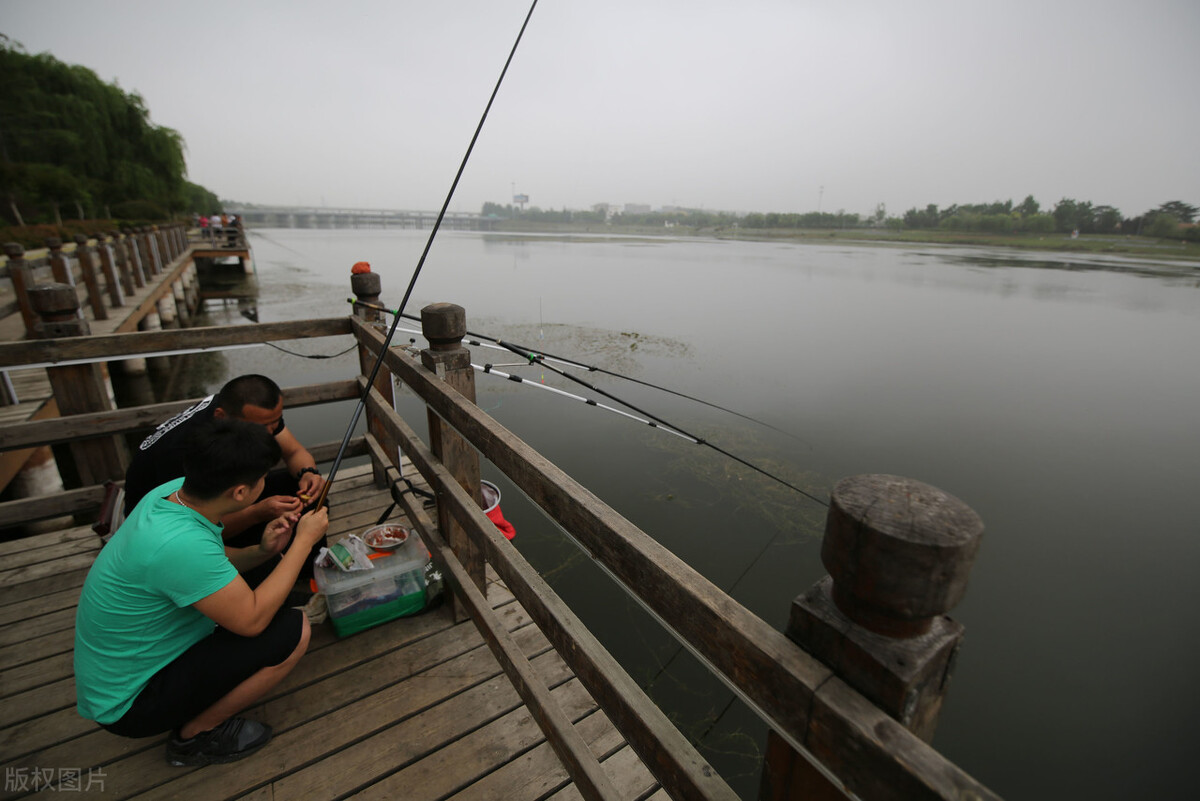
[224,512,298,571]
[276,427,325,500]
[219,495,303,539]
[194,508,328,636]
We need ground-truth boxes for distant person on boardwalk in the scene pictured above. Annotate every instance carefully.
[123,374,328,580]
[210,212,224,244]
[75,418,329,765]
[199,214,209,240]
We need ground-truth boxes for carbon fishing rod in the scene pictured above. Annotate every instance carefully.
[350,298,827,506]
[371,308,828,508]
[314,0,540,511]
[348,299,809,445]
[496,340,830,508]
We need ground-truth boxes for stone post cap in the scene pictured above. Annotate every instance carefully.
[3,242,24,258]
[822,474,983,636]
[29,282,81,316]
[350,271,382,296]
[421,303,466,346]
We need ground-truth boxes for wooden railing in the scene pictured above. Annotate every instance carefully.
[0,286,1000,799]
[1,224,196,338]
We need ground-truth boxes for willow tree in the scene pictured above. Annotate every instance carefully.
[0,37,210,223]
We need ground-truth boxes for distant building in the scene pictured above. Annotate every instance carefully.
[624,203,651,214]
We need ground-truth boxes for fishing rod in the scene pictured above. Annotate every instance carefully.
[314,0,540,511]
[497,339,830,508]
[371,306,827,508]
[348,299,809,445]
[474,362,697,441]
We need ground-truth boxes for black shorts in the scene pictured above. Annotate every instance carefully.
[101,608,304,738]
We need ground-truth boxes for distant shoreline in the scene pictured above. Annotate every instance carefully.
[482,220,1200,262]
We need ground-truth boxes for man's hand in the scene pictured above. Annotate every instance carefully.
[259,512,299,557]
[256,494,303,521]
[297,471,326,504]
[294,506,329,551]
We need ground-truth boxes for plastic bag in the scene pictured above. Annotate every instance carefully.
[317,534,375,572]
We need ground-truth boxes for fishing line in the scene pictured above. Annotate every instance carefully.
[315,0,541,510]
[499,340,830,508]
[475,363,697,441]
[265,341,358,359]
[350,299,808,444]
[349,298,828,508]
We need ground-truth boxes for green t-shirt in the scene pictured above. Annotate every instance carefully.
[74,477,238,724]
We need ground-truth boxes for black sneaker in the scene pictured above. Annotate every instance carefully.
[166,717,273,766]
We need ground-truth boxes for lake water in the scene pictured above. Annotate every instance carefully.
[189,228,1200,800]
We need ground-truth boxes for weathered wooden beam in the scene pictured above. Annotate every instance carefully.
[72,234,108,321]
[0,318,352,367]
[27,283,127,485]
[0,484,108,529]
[2,243,37,335]
[0,436,364,530]
[0,379,359,451]
[365,437,623,801]
[350,270,396,488]
[419,302,484,611]
[362,398,738,801]
[353,316,998,801]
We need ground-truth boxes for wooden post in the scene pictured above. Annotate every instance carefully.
[94,233,127,307]
[121,228,147,286]
[157,225,172,261]
[3,243,38,335]
[140,228,161,276]
[155,225,172,264]
[27,283,128,486]
[46,237,75,286]
[760,474,984,801]
[420,302,485,616]
[351,270,397,486]
[72,234,109,320]
[110,230,138,291]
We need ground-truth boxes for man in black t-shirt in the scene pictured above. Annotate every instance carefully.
[124,375,328,574]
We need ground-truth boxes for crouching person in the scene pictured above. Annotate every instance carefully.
[74,419,329,766]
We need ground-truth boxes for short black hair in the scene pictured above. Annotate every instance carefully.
[181,419,281,500]
[215,374,282,417]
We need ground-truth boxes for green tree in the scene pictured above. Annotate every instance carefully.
[1016,195,1040,216]
[0,38,215,224]
[1093,205,1122,234]
[1052,198,1096,233]
[1146,213,1181,238]
[1156,201,1197,224]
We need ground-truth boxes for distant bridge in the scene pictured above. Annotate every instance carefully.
[224,205,493,231]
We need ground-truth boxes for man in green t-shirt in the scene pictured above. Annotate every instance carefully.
[75,418,329,766]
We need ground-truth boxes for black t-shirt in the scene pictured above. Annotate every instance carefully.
[123,395,218,514]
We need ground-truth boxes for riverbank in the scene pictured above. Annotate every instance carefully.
[485,220,1200,262]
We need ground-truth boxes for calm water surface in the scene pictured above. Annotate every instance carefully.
[191,229,1200,799]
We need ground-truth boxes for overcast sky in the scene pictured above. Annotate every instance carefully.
[3,0,1197,217]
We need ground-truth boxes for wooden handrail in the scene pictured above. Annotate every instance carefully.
[352,315,999,801]
[0,379,359,451]
[360,387,737,801]
[0,317,352,367]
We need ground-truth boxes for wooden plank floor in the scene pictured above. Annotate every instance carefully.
[0,464,664,800]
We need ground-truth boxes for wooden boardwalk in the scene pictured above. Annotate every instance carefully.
[0,464,662,800]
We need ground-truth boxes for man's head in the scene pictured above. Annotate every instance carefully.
[182,419,281,504]
[214,374,284,435]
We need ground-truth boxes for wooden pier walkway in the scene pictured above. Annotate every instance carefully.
[0,464,661,800]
